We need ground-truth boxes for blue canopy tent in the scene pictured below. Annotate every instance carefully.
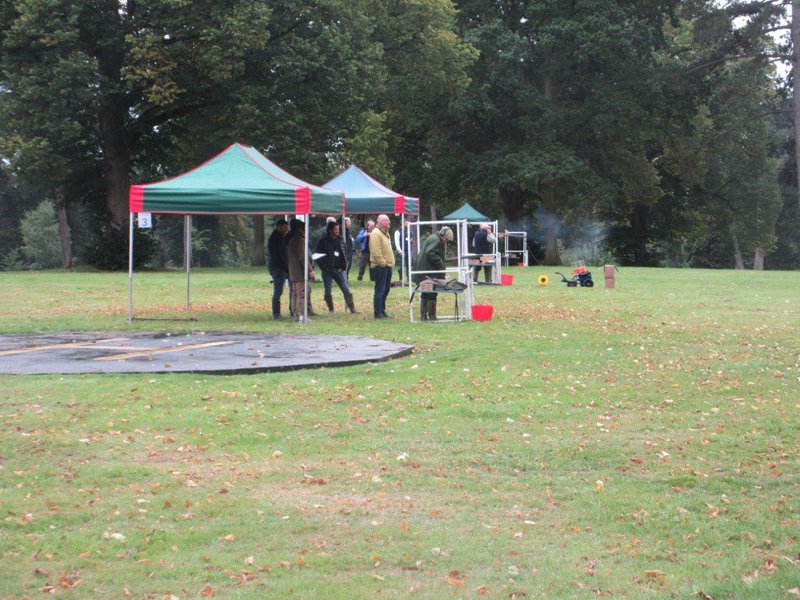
[323,165,419,216]
[324,165,420,285]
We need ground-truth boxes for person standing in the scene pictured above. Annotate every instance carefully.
[344,217,355,280]
[472,223,497,282]
[355,220,375,280]
[369,214,394,319]
[413,226,452,321]
[287,218,317,321]
[267,218,290,320]
[315,221,358,314]
[393,220,414,281]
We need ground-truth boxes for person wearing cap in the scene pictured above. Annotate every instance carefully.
[413,226,453,321]
[369,214,394,319]
[267,218,290,319]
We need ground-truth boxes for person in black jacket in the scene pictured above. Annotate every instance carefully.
[267,219,290,319]
[315,221,358,314]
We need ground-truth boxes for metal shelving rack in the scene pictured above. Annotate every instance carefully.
[503,230,528,267]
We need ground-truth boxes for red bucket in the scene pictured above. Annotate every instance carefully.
[518,262,524,267]
[471,304,494,321]
[500,273,514,286]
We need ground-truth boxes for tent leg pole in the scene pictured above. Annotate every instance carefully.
[303,219,309,325]
[400,215,405,287]
[128,212,134,323]
[185,215,192,311]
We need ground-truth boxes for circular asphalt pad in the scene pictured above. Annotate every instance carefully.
[0,332,414,375]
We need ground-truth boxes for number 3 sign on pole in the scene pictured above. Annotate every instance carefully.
[137,213,152,229]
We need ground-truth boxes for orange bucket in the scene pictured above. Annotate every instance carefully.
[500,273,514,286]
[471,304,494,321]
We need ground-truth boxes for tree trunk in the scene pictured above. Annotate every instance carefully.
[499,187,525,224]
[543,225,561,265]
[540,188,561,265]
[753,246,765,270]
[251,215,266,266]
[429,203,438,222]
[793,0,800,211]
[540,73,561,265]
[55,189,72,269]
[732,234,745,269]
[99,101,130,229]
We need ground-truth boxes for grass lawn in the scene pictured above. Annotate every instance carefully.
[0,266,798,599]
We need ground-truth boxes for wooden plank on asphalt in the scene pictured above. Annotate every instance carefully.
[94,340,235,361]
[0,337,130,356]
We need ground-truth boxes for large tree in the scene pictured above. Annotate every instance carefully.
[443,0,678,264]
[0,0,276,232]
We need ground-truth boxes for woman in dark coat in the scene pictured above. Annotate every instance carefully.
[315,221,358,314]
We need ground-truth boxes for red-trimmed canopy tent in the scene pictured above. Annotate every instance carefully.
[323,165,419,216]
[127,143,345,322]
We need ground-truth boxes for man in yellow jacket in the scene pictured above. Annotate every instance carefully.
[369,214,395,319]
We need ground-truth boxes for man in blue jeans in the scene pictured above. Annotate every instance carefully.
[368,214,395,319]
[315,221,358,314]
[267,218,290,319]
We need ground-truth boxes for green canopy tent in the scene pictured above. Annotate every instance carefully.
[443,202,489,222]
[127,143,345,322]
[443,203,503,284]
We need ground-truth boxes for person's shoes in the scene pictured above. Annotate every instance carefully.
[374,313,387,319]
[272,314,283,321]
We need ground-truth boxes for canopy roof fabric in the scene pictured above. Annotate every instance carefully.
[443,202,489,222]
[323,165,419,215]
[129,143,344,215]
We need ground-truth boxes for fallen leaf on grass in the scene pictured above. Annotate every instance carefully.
[302,476,327,485]
[58,571,81,589]
[200,586,215,597]
[447,576,465,587]
[759,559,778,575]
[232,571,257,586]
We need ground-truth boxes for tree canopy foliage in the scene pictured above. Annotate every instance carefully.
[0,0,797,270]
